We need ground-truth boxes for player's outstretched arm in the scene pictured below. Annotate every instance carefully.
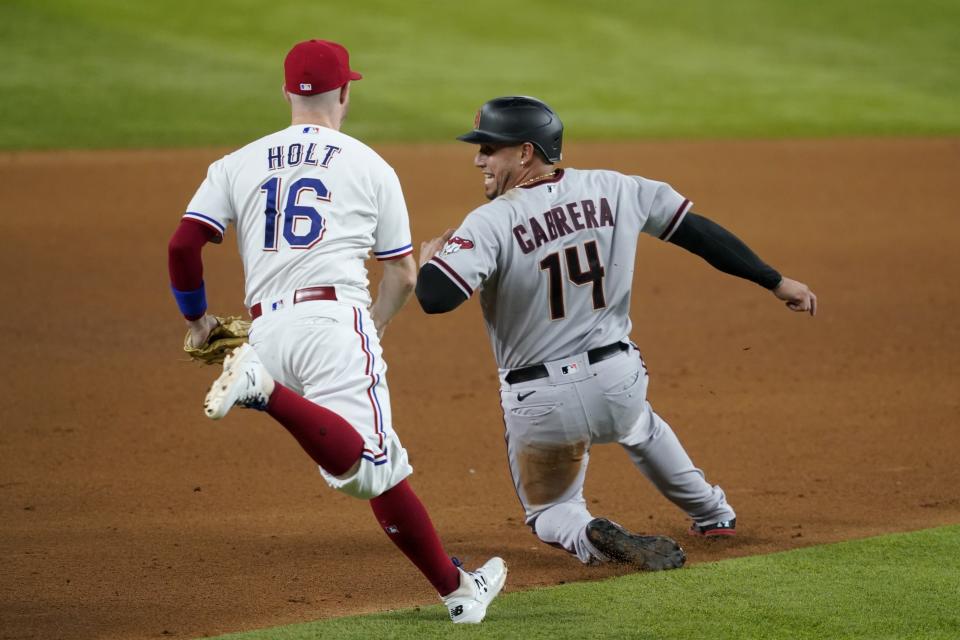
[668,212,781,287]
[371,254,417,338]
[773,277,817,316]
[668,212,817,316]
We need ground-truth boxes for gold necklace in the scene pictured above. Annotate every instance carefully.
[514,170,557,189]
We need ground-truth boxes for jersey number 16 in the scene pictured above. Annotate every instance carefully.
[259,176,329,250]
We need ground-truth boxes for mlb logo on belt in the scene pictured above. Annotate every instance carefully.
[271,300,285,311]
[561,362,579,375]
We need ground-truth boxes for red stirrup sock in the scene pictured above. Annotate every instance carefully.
[369,479,461,596]
[266,384,364,476]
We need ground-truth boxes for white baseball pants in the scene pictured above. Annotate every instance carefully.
[250,299,412,500]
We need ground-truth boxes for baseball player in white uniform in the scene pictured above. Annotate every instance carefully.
[166,40,505,623]
[416,96,817,568]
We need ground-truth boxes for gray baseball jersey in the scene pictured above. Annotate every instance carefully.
[428,168,691,369]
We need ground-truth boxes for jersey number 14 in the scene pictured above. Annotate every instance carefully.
[259,176,329,250]
[539,240,607,320]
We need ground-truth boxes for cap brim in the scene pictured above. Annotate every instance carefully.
[349,71,362,80]
[456,130,516,144]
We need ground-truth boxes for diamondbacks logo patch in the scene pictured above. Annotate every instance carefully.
[440,236,475,255]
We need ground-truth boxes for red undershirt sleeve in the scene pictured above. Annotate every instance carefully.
[168,219,219,292]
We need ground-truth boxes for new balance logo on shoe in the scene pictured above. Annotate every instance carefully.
[474,576,488,593]
[442,557,507,624]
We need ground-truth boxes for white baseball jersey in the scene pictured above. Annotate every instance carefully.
[184,124,413,309]
[182,124,415,500]
[428,168,691,369]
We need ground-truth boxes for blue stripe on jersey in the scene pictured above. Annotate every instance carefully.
[373,243,413,257]
[184,212,225,234]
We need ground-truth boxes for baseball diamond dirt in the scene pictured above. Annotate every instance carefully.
[1,138,958,639]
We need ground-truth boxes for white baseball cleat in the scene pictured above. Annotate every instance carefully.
[203,343,274,419]
[441,557,507,624]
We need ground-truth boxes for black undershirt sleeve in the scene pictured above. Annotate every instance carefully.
[415,263,469,314]
[668,212,782,289]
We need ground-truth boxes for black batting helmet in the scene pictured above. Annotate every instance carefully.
[457,96,563,163]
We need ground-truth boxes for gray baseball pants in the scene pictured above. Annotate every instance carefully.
[498,344,735,563]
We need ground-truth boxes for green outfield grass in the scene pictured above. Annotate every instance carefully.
[206,526,960,640]
[1,0,958,149]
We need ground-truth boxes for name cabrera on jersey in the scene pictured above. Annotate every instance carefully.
[183,124,413,309]
[429,168,691,369]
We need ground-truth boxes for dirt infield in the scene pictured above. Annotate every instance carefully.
[1,138,958,640]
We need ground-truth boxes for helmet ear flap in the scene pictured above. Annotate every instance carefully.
[549,131,563,162]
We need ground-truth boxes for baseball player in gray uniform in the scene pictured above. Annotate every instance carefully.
[415,96,816,568]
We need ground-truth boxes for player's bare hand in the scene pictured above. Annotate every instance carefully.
[185,314,219,348]
[371,309,389,341]
[419,229,455,267]
[773,277,817,316]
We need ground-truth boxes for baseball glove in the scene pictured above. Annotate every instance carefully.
[183,316,251,364]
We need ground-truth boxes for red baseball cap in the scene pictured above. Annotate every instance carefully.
[284,39,362,96]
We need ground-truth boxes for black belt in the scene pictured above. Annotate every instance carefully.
[505,342,629,384]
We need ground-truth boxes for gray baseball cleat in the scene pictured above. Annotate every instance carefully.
[203,343,274,419]
[586,518,686,570]
[441,557,508,624]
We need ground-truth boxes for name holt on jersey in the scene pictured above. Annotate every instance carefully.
[266,142,342,171]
